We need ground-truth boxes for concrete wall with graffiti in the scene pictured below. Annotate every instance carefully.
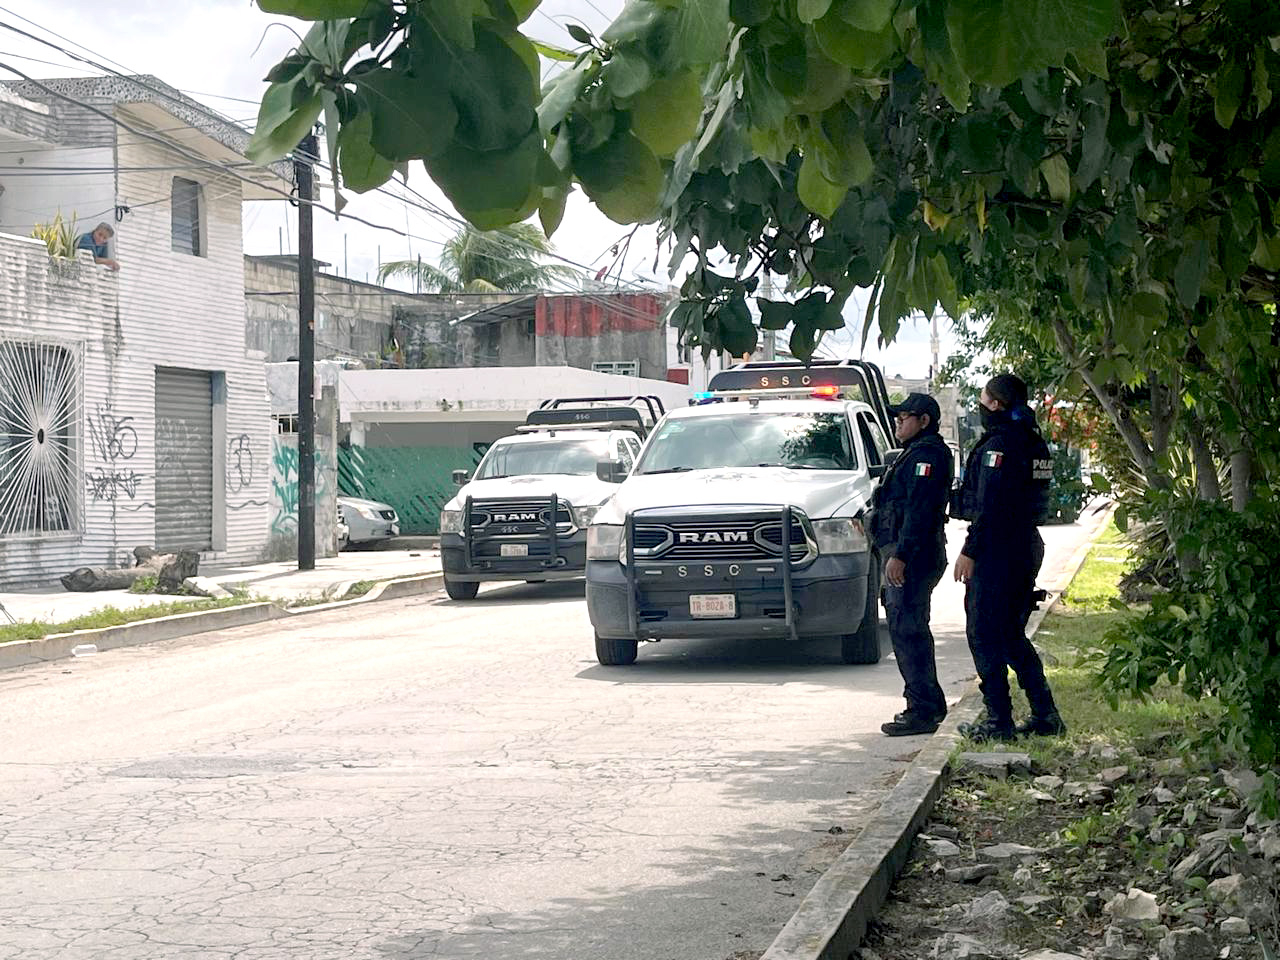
[264,384,339,562]
[0,198,273,587]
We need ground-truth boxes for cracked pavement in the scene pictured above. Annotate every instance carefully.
[0,516,1104,959]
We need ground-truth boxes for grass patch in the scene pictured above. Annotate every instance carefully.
[0,595,257,645]
[999,536,1218,766]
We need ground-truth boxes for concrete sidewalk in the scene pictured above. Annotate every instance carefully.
[0,547,444,626]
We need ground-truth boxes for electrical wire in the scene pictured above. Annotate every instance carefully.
[0,12,661,292]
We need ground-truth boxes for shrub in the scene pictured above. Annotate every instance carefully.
[1099,496,1280,768]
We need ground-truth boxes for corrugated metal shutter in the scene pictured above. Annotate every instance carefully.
[154,367,213,551]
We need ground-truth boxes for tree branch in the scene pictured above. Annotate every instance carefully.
[1051,313,1166,490]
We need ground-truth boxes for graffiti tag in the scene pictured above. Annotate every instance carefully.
[88,405,137,462]
[88,467,142,502]
[228,433,256,492]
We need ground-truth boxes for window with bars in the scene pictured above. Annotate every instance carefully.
[171,176,204,256]
[592,360,640,377]
[0,341,81,538]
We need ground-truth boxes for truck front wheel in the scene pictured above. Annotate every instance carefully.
[840,560,883,665]
[595,632,638,666]
[444,576,479,601]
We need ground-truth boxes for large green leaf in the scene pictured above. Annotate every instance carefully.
[798,0,833,23]
[1212,60,1247,129]
[354,67,458,161]
[813,13,897,73]
[539,183,569,237]
[836,0,894,32]
[629,69,704,157]
[602,1,666,44]
[575,133,664,223]
[256,0,378,19]
[1173,228,1209,308]
[337,110,394,192]
[798,153,848,217]
[538,62,594,133]
[673,0,732,65]
[604,48,653,98]
[757,298,794,330]
[717,291,759,358]
[792,36,853,111]
[426,127,543,228]
[246,80,323,164]
[947,0,1120,89]
[1040,154,1071,202]
[421,0,477,49]
[436,21,539,152]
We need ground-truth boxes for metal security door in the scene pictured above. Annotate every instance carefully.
[154,367,213,552]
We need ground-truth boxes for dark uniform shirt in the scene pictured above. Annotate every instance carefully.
[870,431,953,569]
[954,409,1052,559]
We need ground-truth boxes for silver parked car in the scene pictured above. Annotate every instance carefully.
[337,496,400,548]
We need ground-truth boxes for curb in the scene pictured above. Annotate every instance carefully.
[0,573,445,671]
[762,506,1115,960]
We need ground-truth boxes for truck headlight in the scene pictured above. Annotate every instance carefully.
[813,518,867,555]
[587,523,624,561]
[573,503,606,528]
[439,509,464,534]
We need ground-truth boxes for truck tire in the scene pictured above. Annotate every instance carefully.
[444,576,479,601]
[841,560,882,665]
[595,632,638,666]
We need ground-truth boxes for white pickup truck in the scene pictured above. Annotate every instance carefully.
[437,396,663,600]
[584,361,899,666]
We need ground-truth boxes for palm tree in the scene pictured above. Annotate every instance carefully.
[377,223,581,293]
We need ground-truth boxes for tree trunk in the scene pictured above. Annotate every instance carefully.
[1051,315,1166,490]
[1230,448,1252,512]
[1187,426,1222,502]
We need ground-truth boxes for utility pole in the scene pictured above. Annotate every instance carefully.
[295,132,318,571]
[760,271,776,361]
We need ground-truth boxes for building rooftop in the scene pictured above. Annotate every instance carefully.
[1,74,292,197]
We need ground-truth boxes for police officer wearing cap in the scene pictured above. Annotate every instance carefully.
[871,393,954,737]
[952,374,1065,742]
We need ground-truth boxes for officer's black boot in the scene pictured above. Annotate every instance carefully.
[958,712,1015,743]
[1017,688,1067,737]
[1016,711,1067,736]
[881,710,943,737]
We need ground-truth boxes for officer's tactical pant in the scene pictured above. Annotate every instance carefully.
[884,550,948,720]
[964,532,1054,724]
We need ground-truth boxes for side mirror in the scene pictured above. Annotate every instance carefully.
[451,469,471,486]
[596,459,627,483]
[883,449,902,467]
[869,463,888,479]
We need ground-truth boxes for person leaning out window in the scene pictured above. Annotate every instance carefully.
[75,221,119,271]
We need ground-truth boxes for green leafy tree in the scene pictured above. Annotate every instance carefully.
[251,0,1280,770]
[376,222,579,293]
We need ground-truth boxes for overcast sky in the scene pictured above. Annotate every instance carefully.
[0,0,950,378]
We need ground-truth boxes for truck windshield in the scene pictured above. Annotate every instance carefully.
[476,437,610,479]
[637,412,856,474]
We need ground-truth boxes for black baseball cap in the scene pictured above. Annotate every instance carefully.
[889,392,941,424]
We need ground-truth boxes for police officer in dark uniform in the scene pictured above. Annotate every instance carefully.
[872,393,954,737]
[952,374,1065,741]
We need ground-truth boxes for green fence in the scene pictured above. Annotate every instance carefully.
[338,445,485,534]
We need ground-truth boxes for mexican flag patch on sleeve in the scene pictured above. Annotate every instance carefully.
[914,462,933,476]
[983,451,1004,468]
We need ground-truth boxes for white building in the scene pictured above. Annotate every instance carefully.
[0,76,292,587]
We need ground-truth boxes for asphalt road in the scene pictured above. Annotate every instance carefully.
[0,506,1108,960]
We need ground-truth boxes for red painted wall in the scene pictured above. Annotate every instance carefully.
[535,294,663,337]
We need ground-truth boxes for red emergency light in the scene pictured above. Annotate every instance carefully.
[811,385,841,398]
